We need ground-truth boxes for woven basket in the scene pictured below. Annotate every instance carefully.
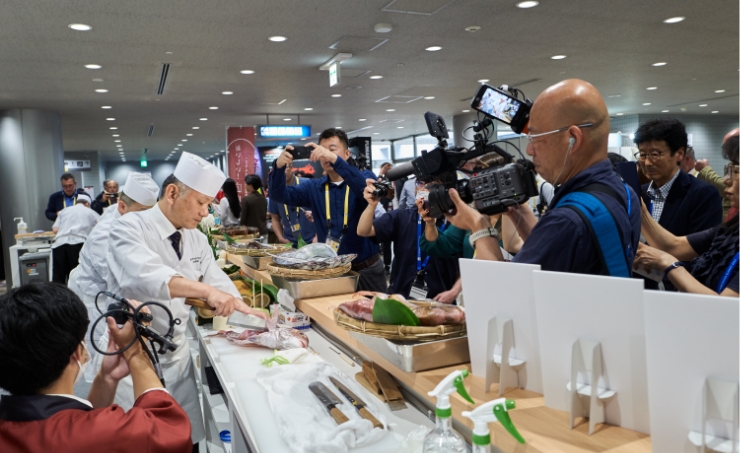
[266,262,352,280]
[226,243,292,257]
[333,308,466,342]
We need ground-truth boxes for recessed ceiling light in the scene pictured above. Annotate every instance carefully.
[112,134,119,137]
[209,107,218,110]
[462,109,470,113]
[165,51,173,55]
[68,23,92,31]
[386,109,395,112]
[304,107,313,111]
[369,75,383,79]
[646,87,658,90]
[268,36,287,42]
[616,113,624,116]
[186,133,193,136]
[551,55,566,60]
[85,64,101,69]
[374,132,380,135]
[424,96,435,100]
[608,94,622,98]
[464,25,481,33]
[106,117,115,121]
[101,106,112,109]
[715,89,726,93]
[397,126,404,129]
[359,119,367,122]
[109,127,117,130]
[699,104,707,107]
[182,139,188,142]
[664,17,685,24]
[192,127,200,130]
[114,140,121,143]
[478,79,489,83]
[712,111,719,114]
[425,46,443,51]
[222,91,233,95]
[283,118,292,121]
[331,94,342,98]
[95,89,108,93]
[661,110,670,113]
[516,1,539,8]
[200,118,208,121]
[92,78,104,82]
[643,103,651,106]
[116,145,122,148]
[240,70,255,74]
[652,62,667,66]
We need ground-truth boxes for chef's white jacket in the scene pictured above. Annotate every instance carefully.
[52,204,100,249]
[75,208,120,298]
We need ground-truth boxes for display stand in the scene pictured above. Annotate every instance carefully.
[485,316,525,396]
[567,339,616,435]
[686,378,739,453]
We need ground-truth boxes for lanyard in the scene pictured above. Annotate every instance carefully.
[65,196,77,208]
[417,216,446,272]
[284,177,300,219]
[716,252,739,293]
[325,183,350,233]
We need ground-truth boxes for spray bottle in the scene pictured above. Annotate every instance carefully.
[13,218,27,235]
[422,369,475,453]
[461,398,525,452]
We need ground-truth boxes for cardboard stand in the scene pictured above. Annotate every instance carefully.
[687,378,739,453]
[485,316,526,395]
[567,339,617,435]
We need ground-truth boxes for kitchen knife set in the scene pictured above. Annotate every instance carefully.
[308,377,384,429]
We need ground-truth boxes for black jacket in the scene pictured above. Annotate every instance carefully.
[91,191,118,215]
[45,189,88,221]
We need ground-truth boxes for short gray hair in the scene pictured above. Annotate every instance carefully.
[684,146,696,160]
[161,174,190,199]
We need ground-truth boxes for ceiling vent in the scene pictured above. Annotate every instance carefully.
[329,36,389,52]
[375,95,423,104]
[381,0,456,16]
[147,125,155,137]
[156,64,170,95]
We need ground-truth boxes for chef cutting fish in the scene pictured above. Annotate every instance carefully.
[105,151,268,450]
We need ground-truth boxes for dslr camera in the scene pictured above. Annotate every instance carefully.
[371,179,393,199]
[385,87,537,218]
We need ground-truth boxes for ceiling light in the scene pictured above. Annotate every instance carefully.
[182,139,188,142]
[95,89,108,93]
[516,1,539,8]
[608,94,622,98]
[663,17,685,24]
[662,110,670,113]
[478,79,489,83]
[425,46,443,52]
[186,133,193,136]
[646,87,657,90]
[304,107,313,111]
[332,94,342,98]
[551,55,566,60]
[375,23,393,33]
[85,64,101,69]
[652,62,667,66]
[268,36,287,42]
[386,109,395,112]
[712,111,719,114]
[616,113,624,116]
[240,70,255,74]
[369,75,383,80]
[200,118,208,121]
[283,118,292,121]
[336,127,342,129]
[101,106,112,109]
[114,140,121,143]
[715,89,726,93]
[68,23,92,31]
[109,127,117,130]
[699,104,707,107]
[112,134,119,137]
[462,109,470,113]
[222,91,233,95]
[373,132,380,135]
[116,145,122,148]
[424,96,435,100]
[397,126,404,129]
[465,25,481,33]
[359,119,367,121]
[209,107,218,110]
[192,127,200,130]
[643,103,651,106]
[106,117,115,121]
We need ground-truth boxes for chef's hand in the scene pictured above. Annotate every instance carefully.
[633,242,676,273]
[433,289,459,304]
[444,189,489,232]
[306,143,338,165]
[100,331,131,383]
[415,199,434,224]
[363,179,380,206]
[695,159,709,171]
[234,300,270,320]
[276,147,294,169]
[205,288,243,316]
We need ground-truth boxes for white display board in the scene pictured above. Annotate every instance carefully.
[533,270,650,434]
[460,259,543,394]
[644,291,739,453]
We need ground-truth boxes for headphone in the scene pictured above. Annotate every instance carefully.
[569,137,576,146]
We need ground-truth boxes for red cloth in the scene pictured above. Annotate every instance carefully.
[0,391,192,453]
[215,189,225,201]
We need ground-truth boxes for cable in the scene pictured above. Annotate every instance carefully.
[552,140,574,187]
[490,140,526,161]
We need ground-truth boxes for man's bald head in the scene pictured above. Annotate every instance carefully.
[724,128,739,144]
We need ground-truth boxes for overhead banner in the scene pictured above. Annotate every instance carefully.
[227,127,256,197]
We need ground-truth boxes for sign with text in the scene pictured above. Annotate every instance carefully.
[329,62,340,87]
[227,127,256,197]
[64,160,91,170]
[257,125,311,138]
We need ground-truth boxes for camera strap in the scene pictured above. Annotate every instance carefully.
[284,177,301,232]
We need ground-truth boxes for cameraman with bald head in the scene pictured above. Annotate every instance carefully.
[446,79,641,276]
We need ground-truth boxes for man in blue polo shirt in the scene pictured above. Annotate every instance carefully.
[269,162,316,247]
[445,79,641,275]
[269,128,387,292]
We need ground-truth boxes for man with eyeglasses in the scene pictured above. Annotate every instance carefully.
[443,79,641,277]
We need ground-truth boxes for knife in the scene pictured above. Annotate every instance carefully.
[185,298,267,331]
[329,377,384,429]
[308,382,349,425]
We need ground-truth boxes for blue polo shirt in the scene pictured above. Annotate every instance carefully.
[269,158,379,264]
[512,159,641,275]
[268,177,316,246]
[373,208,459,298]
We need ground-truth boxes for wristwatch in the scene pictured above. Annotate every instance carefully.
[663,261,685,276]
[469,227,500,248]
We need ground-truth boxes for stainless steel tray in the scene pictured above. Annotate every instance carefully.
[349,331,470,372]
[271,272,359,299]
[240,255,273,270]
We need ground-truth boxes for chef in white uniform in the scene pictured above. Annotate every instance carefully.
[51,193,100,284]
[106,152,268,448]
[67,172,160,382]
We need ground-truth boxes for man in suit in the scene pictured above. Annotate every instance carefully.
[45,173,88,221]
[90,179,120,215]
[634,118,723,289]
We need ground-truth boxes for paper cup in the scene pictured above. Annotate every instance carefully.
[212,316,228,331]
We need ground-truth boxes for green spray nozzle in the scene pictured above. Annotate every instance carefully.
[428,369,475,417]
[453,371,475,404]
[493,402,525,444]
[462,398,525,446]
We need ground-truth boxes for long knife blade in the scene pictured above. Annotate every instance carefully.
[329,377,384,429]
[309,382,349,425]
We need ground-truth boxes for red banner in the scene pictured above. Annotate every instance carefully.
[227,127,256,197]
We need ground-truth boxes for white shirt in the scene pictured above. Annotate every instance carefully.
[52,204,100,249]
[75,208,121,298]
[216,198,240,227]
[106,203,241,338]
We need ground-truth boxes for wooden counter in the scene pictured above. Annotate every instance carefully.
[226,253,273,284]
[295,294,651,453]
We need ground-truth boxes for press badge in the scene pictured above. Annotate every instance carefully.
[409,273,428,300]
[325,234,342,252]
[290,223,301,233]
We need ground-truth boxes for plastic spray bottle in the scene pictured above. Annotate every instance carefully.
[423,369,475,453]
[14,218,27,235]
[461,398,526,452]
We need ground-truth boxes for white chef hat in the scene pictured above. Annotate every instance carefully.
[122,172,159,207]
[76,193,92,205]
[173,151,226,198]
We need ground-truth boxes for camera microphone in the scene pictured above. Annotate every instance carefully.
[385,161,415,182]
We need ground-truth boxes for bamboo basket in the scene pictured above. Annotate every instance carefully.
[333,308,466,342]
[266,262,352,280]
[226,243,292,257]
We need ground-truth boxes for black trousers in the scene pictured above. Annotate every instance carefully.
[52,243,83,284]
[381,241,392,269]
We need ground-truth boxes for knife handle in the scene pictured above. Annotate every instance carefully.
[358,407,384,429]
[185,298,214,310]
[329,407,349,425]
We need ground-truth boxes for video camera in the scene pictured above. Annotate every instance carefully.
[384,85,538,218]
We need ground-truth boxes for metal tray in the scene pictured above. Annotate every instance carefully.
[240,255,273,270]
[271,271,359,299]
[349,331,470,372]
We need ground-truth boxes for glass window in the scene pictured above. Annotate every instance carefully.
[393,138,415,160]
[415,135,438,154]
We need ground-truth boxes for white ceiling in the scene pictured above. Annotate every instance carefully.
[0,0,737,162]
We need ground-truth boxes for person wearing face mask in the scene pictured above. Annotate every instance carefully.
[357,179,459,299]
[443,79,641,277]
[0,282,192,452]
